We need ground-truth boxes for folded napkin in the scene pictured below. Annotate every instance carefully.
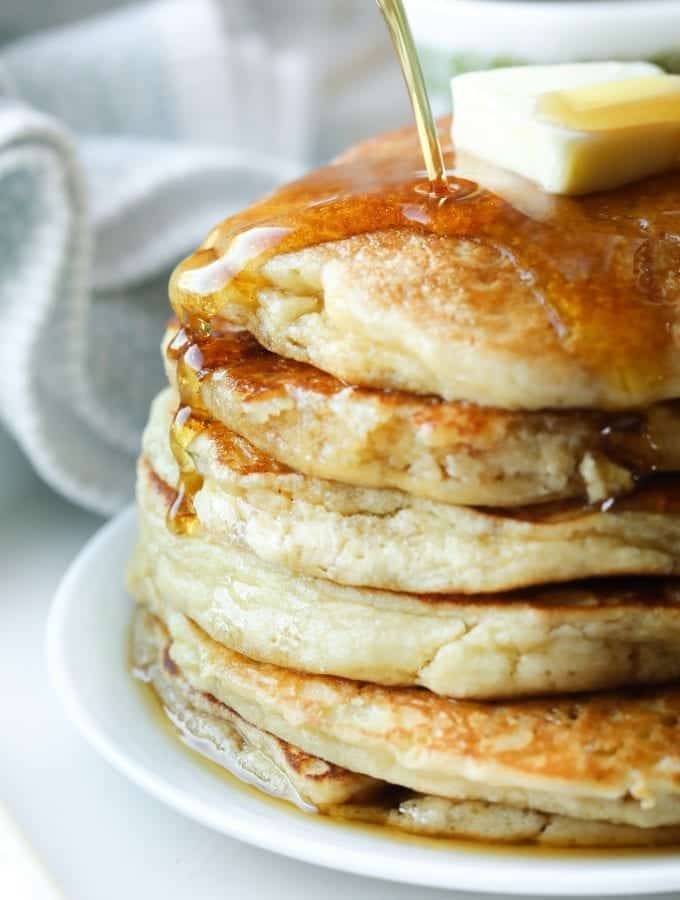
[0,0,307,514]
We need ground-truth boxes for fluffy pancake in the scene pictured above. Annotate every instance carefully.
[145,389,680,593]
[163,326,680,507]
[161,610,680,829]
[171,124,680,410]
[132,607,680,848]
[130,463,680,698]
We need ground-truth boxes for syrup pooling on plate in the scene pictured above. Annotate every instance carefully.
[166,122,680,534]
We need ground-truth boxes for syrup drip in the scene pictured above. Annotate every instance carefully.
[165,120,680,533]
[166,320,297,532]
[166,323,212,534]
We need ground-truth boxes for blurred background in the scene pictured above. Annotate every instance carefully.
[0,0,408,163]
[2,1,679,161]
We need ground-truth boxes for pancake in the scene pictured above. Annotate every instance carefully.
[144,389,680,594]
[163,326,680,508]
[170,124,680,411]
[132,606,377,809]
[158,609,680,830]
[132,607,680,848]
[130,462,680,698]
[330,796,680,848]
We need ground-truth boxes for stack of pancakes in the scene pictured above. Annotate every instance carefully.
[129,126,680,848]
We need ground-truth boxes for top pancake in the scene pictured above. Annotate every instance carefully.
[171,124,680,410]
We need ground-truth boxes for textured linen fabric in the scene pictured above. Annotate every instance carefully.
[0,0,301,512]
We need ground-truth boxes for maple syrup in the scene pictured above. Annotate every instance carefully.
[494,474,680,524]
[165,324,210,534]
[164,11,680,534]
[376,0,448,191]
[144,9,680,859]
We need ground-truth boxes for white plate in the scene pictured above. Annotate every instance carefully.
[47,507,680,896]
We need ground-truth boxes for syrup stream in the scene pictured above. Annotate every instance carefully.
[375,0,448,193]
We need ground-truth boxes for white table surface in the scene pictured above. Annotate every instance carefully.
[0,424,676,900]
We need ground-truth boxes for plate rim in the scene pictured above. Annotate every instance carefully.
[46,506,680,896]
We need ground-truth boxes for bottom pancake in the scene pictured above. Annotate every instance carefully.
[132,606,378,810]
[135,613,680,846]
[132,608,680,847]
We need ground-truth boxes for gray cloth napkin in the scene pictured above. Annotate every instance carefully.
[0,0,302,513]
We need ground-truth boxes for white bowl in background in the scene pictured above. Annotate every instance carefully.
[406,0,680,110]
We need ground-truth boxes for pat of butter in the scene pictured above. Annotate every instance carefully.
[538,75,680,131]
[451,63,680,195]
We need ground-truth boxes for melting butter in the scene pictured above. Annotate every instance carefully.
[537,75,680,132]
[452,63,680,195]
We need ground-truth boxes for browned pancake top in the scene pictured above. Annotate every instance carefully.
[171,121,680,406]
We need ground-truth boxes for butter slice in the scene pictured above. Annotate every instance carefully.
[451,63,680,195]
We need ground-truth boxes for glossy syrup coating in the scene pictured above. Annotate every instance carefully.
[163,322,680,480]
[172,122,680,399]
[165,122,680,533]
